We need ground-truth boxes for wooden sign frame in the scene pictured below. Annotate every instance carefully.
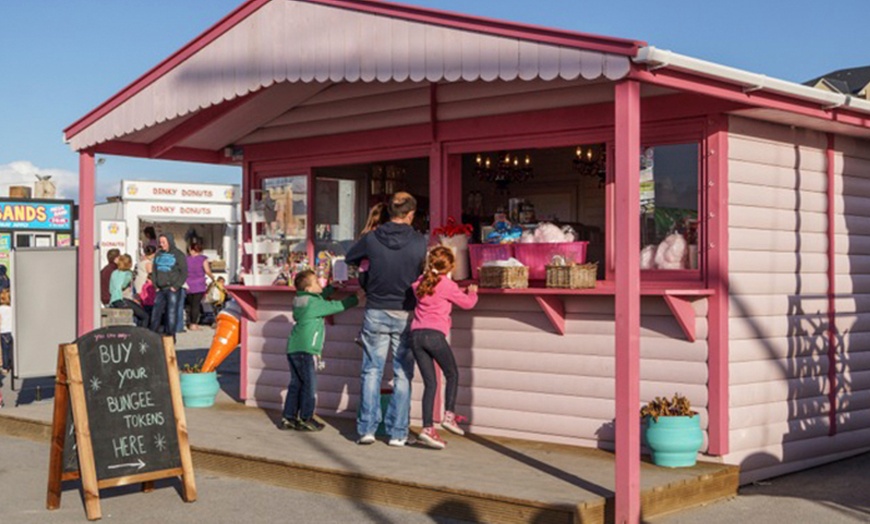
[47,335,196,521]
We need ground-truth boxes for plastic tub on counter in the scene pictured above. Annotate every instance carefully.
[514,241,589,280]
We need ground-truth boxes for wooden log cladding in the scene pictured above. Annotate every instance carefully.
[835,233,870,255]
[723,117,870,473]
[730,357,829,385]
[730,116,830,149]
[730,181,827,212]
[735,431,870,484]
[729,416,831,452]
[729,250,828,273]
[725,293,870,318]
[730,227,827,253]
[730,159,827,192]
[729,205,827,233]
[244,293,709,448]
[729,397,830,429]
[730,377,828,407]
[729,273,829,296]
[731,336,832,362]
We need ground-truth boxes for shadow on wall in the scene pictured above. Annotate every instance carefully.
[731,135,867,518]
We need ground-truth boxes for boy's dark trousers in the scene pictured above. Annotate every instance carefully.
[1,333,12,372]
[282,353,317,421]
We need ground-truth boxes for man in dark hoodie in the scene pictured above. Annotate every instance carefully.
[149,233,188,336]
[345,192,427,446]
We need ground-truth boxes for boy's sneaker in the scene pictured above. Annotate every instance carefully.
[418,427,446,450]
[279,417,299,430]
[440,411,466,436]
[357,434,376,445]
[388,437,407,447]
[297,418,325,432]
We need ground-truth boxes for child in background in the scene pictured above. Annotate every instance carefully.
[109,254,150,327]
[410,246,478,449]
[356,202,387,290]
[281,269,363,431]
[0,289,13,408]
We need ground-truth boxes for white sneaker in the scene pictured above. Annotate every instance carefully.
[357,434,376,445]
[388,437,407,447]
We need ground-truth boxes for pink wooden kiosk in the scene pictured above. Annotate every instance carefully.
[65,1,870,520]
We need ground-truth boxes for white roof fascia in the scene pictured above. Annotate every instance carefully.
[634,46,870,115]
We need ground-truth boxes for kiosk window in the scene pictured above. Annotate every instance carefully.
[640,143,700,270]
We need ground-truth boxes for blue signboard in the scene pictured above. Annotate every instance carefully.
[0,200,73,231]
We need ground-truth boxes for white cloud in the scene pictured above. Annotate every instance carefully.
[0,161,119,203]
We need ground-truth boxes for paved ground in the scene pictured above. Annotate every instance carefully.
[1,434,471,524]
[651,450,870,523]
[2,329,869,523]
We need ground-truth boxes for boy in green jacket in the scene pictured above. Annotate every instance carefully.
[281,270,362,431]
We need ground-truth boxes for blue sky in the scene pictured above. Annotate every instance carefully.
[1,0,867,202]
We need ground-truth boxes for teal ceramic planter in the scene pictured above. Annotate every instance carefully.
[179,371,220,408]
[644,415,703,467]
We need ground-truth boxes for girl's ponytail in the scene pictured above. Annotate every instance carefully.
[416,246,455,298]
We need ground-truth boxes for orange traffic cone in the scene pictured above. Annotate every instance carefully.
[201,302,241,373]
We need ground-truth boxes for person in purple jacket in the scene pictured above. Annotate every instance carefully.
[184,242,214,331]
[410,246,478,449]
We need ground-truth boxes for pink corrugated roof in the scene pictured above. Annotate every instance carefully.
[64,0,641,151]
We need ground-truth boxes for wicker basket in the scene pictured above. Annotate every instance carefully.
[479,265,529,289]
[545,262,597,289]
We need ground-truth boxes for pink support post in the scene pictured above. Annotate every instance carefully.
[78,151,96,336]
[826,133,838,436]
[706,116,730,455]
[429,142,444,242]
[614,80,641,523]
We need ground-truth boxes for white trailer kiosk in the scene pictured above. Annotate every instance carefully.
[95,180,240,279]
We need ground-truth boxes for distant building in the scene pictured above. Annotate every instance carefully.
[805,65,870,99]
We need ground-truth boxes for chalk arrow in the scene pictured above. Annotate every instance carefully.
[108,458,146,470]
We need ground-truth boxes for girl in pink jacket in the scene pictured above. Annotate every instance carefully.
[410,246,478,449]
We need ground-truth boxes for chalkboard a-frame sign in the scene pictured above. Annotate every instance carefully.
[46,326,197,521]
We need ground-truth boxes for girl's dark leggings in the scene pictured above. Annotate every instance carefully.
[411,329,458,427]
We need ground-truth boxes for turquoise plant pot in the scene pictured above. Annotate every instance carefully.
[644,415,704,467]
[180,371,220,408]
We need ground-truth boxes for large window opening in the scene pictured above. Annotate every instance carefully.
[312,157,430,257]
[461,145,607,279]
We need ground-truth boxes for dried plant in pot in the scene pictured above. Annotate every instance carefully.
[640,393,703,468]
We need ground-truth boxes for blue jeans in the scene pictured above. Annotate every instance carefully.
[357,309,414,440]
[177,288,187,331]
[283,353,317,421]
[150,288,181,335]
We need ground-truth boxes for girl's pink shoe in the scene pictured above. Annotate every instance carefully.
[441,411,466,436]
[418,427,446,450]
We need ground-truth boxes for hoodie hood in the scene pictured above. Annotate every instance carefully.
[373,222,418,250]
[159,232,177,250]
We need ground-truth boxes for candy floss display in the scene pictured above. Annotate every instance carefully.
[201,301,242,373]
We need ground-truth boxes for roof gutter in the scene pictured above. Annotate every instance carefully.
[634,46,870,115]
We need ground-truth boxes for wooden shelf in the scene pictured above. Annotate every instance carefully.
[227,282,713,339]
